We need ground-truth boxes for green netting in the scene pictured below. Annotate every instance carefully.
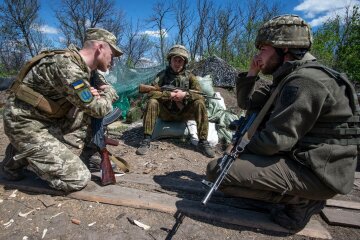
[105,63,165,118]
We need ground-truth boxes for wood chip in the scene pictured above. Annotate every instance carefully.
[71,218,81,225]
[18,209,36,218]
[127,217,150,230]
[41,228,47,239]
[9,189,18,198]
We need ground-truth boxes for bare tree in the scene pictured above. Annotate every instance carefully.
[215,3,239,61]
[203,7,217,56]
[171,0,193,45]
[122,19,153,68]
[54,0,126,47]
[0,34,27,74]
[147,0,171,65]
[232,0,280,69]
[188,0,214,60]
[0,0,49,58]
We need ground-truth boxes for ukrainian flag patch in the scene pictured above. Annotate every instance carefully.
[76,87,93,103]
[71,79,85,90]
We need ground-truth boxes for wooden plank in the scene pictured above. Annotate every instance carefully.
[93,172,221,196]
[0,176,331,239]
[321,207,360,228]
[326,199,360,210]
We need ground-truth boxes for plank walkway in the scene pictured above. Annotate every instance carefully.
[0,173,332,239]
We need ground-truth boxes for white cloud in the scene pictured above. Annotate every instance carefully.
[140,29,168,38]
[38,25,59,34]
[294,0,360,27]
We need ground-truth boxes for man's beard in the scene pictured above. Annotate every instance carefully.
[98,61,109,72]
[261,52,283,75]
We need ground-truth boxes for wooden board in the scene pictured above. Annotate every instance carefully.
[94,172,211,195]
[321,207,360,228]
[326,199,360,210]
[0,175,331,239]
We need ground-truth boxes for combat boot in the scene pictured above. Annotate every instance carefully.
[271,199,325,231]
[198,140,215,158]
[0,144,25,181]
[136,137,151,155]
[79,146,102,172]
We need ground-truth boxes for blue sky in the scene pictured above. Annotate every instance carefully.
[15,0,360,41]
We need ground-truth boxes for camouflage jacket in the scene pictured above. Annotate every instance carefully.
[3,45,118,133]
[236,53,358,194]
[148,66,204,102]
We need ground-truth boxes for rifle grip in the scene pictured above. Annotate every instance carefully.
[100,148,116,186]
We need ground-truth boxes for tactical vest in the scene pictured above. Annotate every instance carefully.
[157,68,194,89]
[296,63,360,147]
[9,50,83,118]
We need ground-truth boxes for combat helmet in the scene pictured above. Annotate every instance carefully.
[255,14,312,50]
[167,44,190,63]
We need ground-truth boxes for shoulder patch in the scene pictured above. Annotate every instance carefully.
[71,79,85,90]
[280,85,298,107]
[76,87,93,103]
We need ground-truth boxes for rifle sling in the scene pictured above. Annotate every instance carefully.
[247,77,292,138]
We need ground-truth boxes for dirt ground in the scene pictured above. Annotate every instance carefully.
[0,89,360,240]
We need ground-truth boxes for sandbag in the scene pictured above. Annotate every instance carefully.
[151,119,189,140]
[197,75,215,96]
[187,121,218,147]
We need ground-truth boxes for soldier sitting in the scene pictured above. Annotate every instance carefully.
[136,45,215,158]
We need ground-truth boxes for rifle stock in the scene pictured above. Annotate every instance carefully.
[138,84,160,94]
[100,148,116,185]
[91,107,122,186]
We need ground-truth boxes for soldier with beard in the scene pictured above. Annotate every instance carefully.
[206,15,359,231]
[136,45,215,158]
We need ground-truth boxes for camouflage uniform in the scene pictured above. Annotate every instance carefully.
[2,28,121,192]
[206,15,359,230]
[137,44,214,158]
[143,66,209,140]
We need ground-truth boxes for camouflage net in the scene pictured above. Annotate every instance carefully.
[106,63,164,118]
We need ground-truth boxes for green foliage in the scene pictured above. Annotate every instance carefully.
[0,64,16,77]
[312,5,360,82]
[312,17,341,68]
[337,6,360,82]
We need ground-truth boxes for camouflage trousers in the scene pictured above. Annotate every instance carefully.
[143,98,209,140]
[206,153,336,204]
[3,100,91,192]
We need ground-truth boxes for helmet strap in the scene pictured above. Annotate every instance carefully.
[274,48,286,63]
[288,48,308,60]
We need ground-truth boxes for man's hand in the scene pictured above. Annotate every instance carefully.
[90,85,111,99]
[247,55,261,77]
[90,87,100,99]
[170,89,187,102]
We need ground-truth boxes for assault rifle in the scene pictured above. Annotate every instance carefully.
[138,84,220,100]
[91,107,122,186]
[201,112,257,205]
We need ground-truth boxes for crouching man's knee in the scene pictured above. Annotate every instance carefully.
[50,168,91,192]
[206,158,220,182]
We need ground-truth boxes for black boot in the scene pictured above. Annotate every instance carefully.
[79,145,102,172]
[197,140,215,158]
[271,199,326,231]
[136,135,151,155]
[1,144,25,181]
